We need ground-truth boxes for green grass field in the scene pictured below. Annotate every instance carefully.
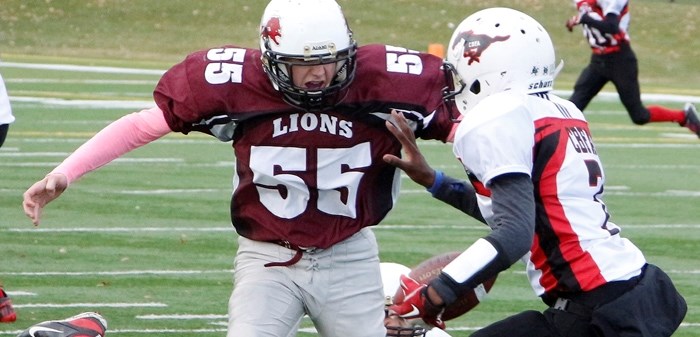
[1,60,699,337]
[1,0,699,336]
[1,0,699,94]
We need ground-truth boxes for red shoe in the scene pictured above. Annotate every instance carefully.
[16,312,107,337]
[0,289,16,323]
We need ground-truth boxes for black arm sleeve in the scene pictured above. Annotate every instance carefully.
[486,173,536,264]
[429,173,536,305]
[430,172,486,224]
[580,13,620,35]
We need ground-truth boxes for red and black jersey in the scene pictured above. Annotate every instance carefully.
[575,0,630,54]
[153,44,456,248]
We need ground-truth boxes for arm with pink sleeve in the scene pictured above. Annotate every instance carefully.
[50,107,172,185]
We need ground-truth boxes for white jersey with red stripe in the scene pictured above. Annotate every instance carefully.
[575,0,630,51]
[453,91,646,297]
[0,73,15,125]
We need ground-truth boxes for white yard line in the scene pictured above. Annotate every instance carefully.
[14,302,167,308]
[0,270,233,276]
[137,314,227,320]
[9,96,155,109]
[4,223,700,234]
[0,62,165,75]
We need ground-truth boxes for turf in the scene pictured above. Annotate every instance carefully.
[1,0,698,94]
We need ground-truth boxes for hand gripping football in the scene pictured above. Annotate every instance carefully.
[395,251,497,321]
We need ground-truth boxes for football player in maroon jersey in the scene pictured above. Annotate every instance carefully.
[22,1,457,336]
[384,8,686,337]
[566,0,700,138]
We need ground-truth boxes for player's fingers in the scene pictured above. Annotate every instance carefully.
[31,205,42,226]
[400,274,421,289]
[22,178,54,225]
[386,121,418,155]
[388,302,416,318]
[382,136,418,169]
[385,119,401,138]
[382,154,410,172]
[382,153,399,165]
[22,184,42,218]
[21,199,35,219]
[395,113,414,138]
[430,317,446,330]
[390,111,421,150]
[21,199,40,225]
[391,111,416,140]
[399,114,416,143]
[386,121,418,160]
[386,118,409,142]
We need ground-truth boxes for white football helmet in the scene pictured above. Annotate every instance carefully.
[381,262,412,307]
[260,0,357,112]
[381,262,429,337]
[445,7,557,115]
[426,327,453,337]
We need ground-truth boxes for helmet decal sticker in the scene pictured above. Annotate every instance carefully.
[261,17,282,46]
[451,30,510,65]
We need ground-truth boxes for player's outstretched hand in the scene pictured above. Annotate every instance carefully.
[383,110,436,188]
[565,15,579,32]
[389,274,446,329]
[22,173,68,225]
[567,2,590,32]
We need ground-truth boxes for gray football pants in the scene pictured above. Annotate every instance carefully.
[228,227,386,337]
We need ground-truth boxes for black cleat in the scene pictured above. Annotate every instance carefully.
[682,102,700,138]
[16,312,107,337]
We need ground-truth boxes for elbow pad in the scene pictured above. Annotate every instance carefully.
[430,238,510,306]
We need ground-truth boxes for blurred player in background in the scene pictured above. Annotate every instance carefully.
[0,287,15,323]
[0,72,15,148]
[565,0,700,138]
[22,0,458,336]
[384,7,686,336]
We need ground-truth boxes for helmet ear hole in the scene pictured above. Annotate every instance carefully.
[469,80,481,95]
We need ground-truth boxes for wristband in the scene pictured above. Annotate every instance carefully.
[427,170,445,195]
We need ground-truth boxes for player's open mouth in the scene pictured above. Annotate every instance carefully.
[304,81,324,89]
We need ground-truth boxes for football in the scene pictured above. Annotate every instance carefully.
[395,251,497,321]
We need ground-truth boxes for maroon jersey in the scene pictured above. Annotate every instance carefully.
[154,44,455,248]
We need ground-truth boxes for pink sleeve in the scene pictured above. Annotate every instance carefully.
[51,106,172,184]
[446,115,462,143]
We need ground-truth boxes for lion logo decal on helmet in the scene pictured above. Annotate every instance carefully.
[451,30,510,65]
[261,17,282,46]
